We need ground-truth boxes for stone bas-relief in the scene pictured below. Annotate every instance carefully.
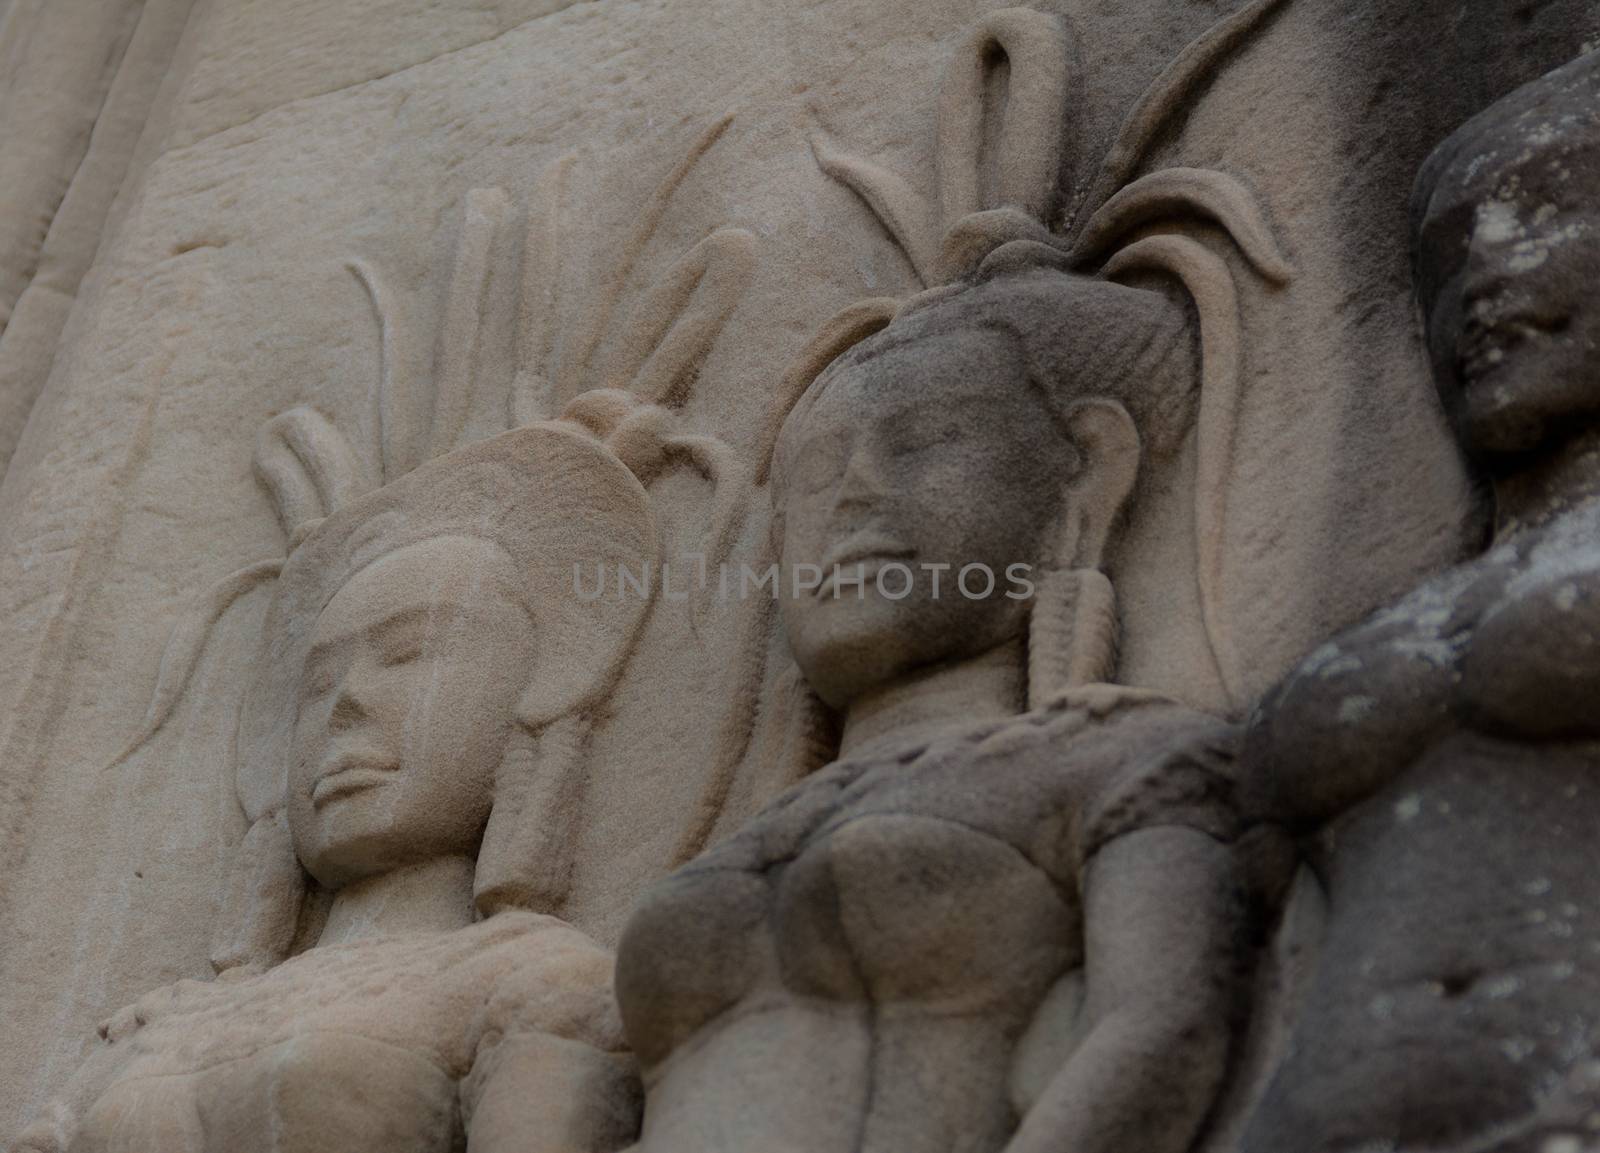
[619,24,1600,1153]
[619,281,1250,1140]
[619,693,1254,1153]
[4,2,1600,1152]
[10,133,758,1146]
[12,423,654,1152]
[616,11,1290,1152]
[1240,50,1600,1153]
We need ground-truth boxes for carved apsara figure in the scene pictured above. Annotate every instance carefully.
[15,132,757,1153]
[617,279,1249,1153]
[615,10,1293,1153]
[14,424,654,1153]
[1239,50,1600,1153]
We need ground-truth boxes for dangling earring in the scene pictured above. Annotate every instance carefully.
[1027,567,1119,710]
[474,716,590,918]
[209,808,306,974]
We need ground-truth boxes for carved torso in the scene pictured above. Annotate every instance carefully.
[1243,495,1600,1151]
[54,913,623,1153]
[617,699,1241,1153]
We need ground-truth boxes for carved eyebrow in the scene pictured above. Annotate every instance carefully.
[306,602,472,662]
[878,390,992,429]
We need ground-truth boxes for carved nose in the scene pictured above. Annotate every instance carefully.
[329,683,370,731]
[834,446,886,510]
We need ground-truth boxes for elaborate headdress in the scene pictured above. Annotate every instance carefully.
[122,117,756,970]
[760,1,1294,712]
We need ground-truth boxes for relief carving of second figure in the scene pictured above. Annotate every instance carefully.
[1239,50,1600,1153]
[614,11,1299,1152]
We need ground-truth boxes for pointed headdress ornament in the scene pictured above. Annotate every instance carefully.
[759,1,1295,709]
[117,116,757,969]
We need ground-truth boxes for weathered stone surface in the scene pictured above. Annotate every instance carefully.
[0,0,1595,1147]
[15,912,637,1153]
[0,0,199,473]
[1240,49,1600,1152]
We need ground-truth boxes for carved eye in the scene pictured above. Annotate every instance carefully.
[380,641,425,668]
[893,420,965,457]
[302,664,338,700]
[790,443,847,496]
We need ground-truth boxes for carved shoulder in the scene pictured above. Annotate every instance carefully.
[1240,552,1505,827]
[470,913,628,1055]
[1461,500,1600,739]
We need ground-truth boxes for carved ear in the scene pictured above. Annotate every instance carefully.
[936,6,1074,277]
[1026,400,1137,708]
[1061,398,1141,570]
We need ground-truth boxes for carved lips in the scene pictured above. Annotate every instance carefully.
[1459,296,1571,385]
[816,540,916,597]
[311,752,399,809]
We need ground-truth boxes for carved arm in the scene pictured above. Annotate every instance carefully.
[462,1029,641,1153]
[1004,826,1241,1153]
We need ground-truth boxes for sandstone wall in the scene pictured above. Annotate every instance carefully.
[0,0,1591,1136]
